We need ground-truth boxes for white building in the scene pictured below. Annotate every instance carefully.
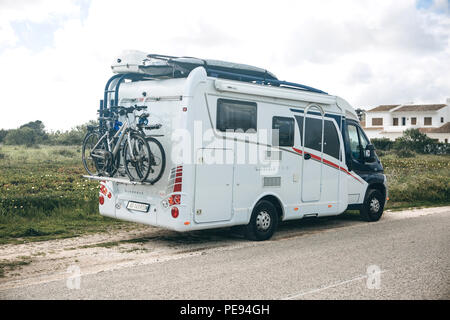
[363,98,450,143]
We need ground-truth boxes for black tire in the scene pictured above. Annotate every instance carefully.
[360,189,385,222]
[145,137,166,184]
[245,200,278,241]
[82,131,109,176]
[123,132,152,182]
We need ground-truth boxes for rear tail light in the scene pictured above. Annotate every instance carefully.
[99,195,105,205]
[171,207,179,218]
[167,194,181,206]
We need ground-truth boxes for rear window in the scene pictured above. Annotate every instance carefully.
[216,99,257,132]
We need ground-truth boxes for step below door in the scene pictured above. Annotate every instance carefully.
[194,148,233,223]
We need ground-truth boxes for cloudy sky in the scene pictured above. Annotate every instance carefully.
[0,0,449,131]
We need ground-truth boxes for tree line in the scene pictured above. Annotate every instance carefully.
[371,128,449,156]
[0,120,97,146]
[0,120,448,156]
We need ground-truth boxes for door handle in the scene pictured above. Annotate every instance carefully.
[304,153,311,160]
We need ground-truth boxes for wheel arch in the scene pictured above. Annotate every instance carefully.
[367,183,386,199]
[251,193,285,223]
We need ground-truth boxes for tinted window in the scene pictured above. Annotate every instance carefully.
[323,120,340,159]
[358,127,369,150]
[348,124,361,160]
[304,117,322,152]
[216,99,257,132]
[294,115,304,145]
[272,117,294,147]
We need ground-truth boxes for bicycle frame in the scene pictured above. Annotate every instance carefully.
[90,112,141,162]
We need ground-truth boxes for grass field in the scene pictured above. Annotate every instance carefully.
[0,145,449,244]
[0,145,128,245]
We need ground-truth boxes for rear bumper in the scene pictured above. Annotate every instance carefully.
[98,182,192,232]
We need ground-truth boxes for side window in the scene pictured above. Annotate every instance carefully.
[347,124,361,160]
[358,127,369,150]
[323,120,340,159]
[304,117,323,152]
[272,117,294,147]
[216,99,257,132]
[294,115,304,145]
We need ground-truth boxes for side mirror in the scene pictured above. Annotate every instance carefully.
[364,144,376,163]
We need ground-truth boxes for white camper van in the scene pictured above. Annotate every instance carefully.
[87,51,388,241]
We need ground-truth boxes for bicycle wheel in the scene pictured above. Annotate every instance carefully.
[82,131,109,176]
[123,132,152,182]
[146,137,166,184]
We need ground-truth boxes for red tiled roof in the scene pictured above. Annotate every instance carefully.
[419,122,450,133]
[367,105,400,113]
[392,104,446,112]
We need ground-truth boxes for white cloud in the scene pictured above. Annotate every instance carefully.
[0,0,449,130]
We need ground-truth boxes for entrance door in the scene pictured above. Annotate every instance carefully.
[301,106,324,202]
[194,148,233,223]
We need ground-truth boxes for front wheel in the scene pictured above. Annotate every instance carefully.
[360,189,385,222]
[245,200,278,241]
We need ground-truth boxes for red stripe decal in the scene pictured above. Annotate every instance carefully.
[291,147,362,183]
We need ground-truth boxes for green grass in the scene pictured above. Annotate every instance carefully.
[0,145,130,245]
[0,145,448,245]
[381,153,450,207]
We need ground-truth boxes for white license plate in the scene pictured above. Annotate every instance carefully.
[126,201,150,212]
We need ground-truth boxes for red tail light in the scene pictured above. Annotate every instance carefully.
[168,194,181,206]
[171,207,179,218]
[99,195,105,205]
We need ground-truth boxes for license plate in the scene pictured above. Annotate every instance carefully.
[126,201,150,212]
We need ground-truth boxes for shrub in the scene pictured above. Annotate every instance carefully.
[395,148,416,158]
[0,129,8,143]
[371,138,394,151]
[393,129,434,154]
[4,127,37,146]
[425,142,450,155]
[46,121,97,146]
[375,149,387,157]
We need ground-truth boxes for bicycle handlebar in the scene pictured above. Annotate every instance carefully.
[110,105,147,115]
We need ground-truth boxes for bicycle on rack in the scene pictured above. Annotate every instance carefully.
[82,105,165,183]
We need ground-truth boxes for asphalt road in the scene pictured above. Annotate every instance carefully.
[1,208,449,299]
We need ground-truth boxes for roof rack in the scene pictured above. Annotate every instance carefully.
[145,54,327,95]
[205,68,327,95]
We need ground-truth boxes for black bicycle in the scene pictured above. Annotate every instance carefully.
[82,105,166,183]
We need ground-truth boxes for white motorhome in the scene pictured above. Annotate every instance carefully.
[90,51,388,240]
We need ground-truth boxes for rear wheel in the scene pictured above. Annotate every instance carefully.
[82,131,109,176]
[360,189,385,222]
[123,133,152,182]
[245,200,278,241]
[146,137,166,184]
